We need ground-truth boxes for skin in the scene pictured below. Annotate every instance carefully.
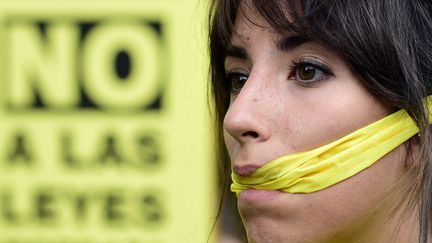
[222,3,418,243]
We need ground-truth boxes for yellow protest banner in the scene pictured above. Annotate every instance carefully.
[0,0,216,242]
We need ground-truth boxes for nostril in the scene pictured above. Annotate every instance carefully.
[242,131,259,138]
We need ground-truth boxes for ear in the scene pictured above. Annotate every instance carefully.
[404,135,420,168]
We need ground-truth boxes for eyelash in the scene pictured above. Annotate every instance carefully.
[225,59,334,94]
[225,71,248,94]
[288,59,334,87]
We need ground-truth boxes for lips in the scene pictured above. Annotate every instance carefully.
[233,164,261,176]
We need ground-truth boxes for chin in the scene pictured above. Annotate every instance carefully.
[245,225,279,243]
[242,217,290,243]
[242,215,329,243]
[238,199,301,242]
[238,194,336,243]
[245,225,307,243]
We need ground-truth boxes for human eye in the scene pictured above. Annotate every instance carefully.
[288,58,334,87]
[225,71,249,94]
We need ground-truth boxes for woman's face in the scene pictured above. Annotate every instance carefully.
[223,4,412,243]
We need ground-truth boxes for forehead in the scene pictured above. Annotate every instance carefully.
[230,2,278,44]
[229,0,303,51]
[228,9,313,59]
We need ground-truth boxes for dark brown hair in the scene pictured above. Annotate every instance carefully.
[208,0,432,242]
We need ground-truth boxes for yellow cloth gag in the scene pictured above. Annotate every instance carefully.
[231,97,432,195]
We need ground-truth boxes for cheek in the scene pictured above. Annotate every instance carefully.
[279,94,390,153]
[305,145,407,234]
[276,110,346,152]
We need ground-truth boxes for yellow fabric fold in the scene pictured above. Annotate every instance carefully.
[231,96,432,195]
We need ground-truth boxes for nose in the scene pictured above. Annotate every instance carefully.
[223,70,275,176]
[223,105,270,145]
[223,93,271,145]
[223,74,272,176]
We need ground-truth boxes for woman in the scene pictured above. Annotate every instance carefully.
[208,0,432,242]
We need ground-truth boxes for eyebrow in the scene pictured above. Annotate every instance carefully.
[224,35,310,60]
[225,45,249,59]
[276,35,310,51]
